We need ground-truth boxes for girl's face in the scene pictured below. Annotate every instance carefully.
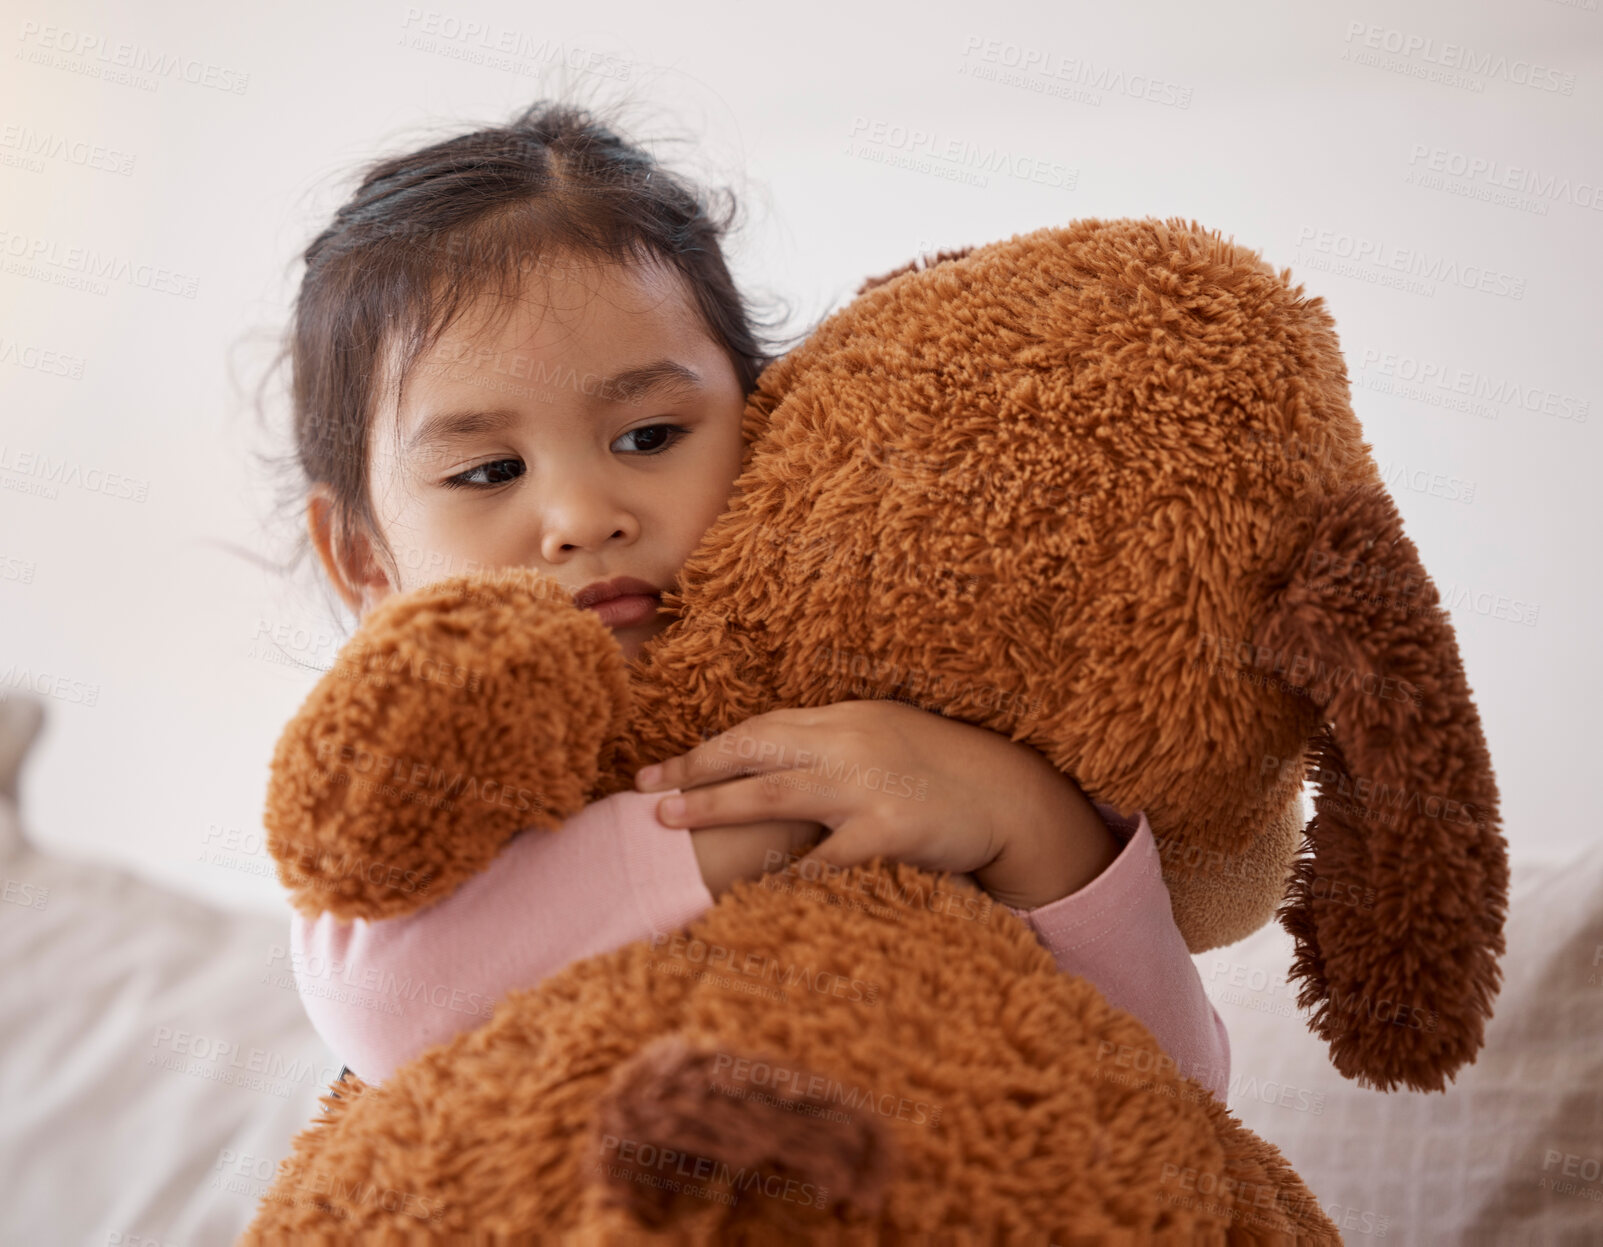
[311,254,749,664]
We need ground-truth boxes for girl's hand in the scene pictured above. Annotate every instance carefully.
[685,819,827,900]
[634,700,1118,911]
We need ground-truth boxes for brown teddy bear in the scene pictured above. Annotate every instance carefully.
[245,217,1505,1239]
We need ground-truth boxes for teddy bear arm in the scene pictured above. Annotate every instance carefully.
[264,570,635,922]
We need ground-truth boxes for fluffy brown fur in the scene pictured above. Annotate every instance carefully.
[246,857,1336,1240]
[254,217,1506,1237]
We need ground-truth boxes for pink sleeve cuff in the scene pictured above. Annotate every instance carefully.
[1003,805,1231,1101]
[618,788,717,937]
[290,788,713,1085]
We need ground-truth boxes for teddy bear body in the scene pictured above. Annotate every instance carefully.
[253,218,1506,1238]
[246,854,1337,1241]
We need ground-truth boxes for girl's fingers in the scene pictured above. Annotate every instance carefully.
[636,710,819,794]
[654,766,846,833]
[793,815,972,884]
[794,824,868,873]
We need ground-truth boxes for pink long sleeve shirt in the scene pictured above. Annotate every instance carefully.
[289,792,1230,1099]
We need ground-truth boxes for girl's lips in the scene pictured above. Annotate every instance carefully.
[585,593,660,629]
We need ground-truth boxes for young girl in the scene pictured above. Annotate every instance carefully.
[278,99,1229,1102]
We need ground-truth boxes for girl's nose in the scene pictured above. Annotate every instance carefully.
[535,477,640,561]
[551,526,630,556]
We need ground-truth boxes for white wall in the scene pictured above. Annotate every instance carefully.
[2,0,1597,917]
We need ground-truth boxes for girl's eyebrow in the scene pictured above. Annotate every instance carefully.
[405,407,519,455]
[603,358,704,405]
[404,358,704,453]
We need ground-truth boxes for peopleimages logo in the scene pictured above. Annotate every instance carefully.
[1295,226,1526,301]
[0,663,100,706]
[846,117,1078,191]
[957,36,1194,109]
[0,125,136,175]
[310,738,542,816]
[1341,22,1577,95]
[0,228,199,298]
[1192,630,1423,709]
[709,1053,941,1127]
[1355,347,1590,424]
[649,931,881,1006]
[14,21,251,93]
[397,8,634,81]
[0,334,87,378]
[1407,145,1603,213]
[0,443,150,502]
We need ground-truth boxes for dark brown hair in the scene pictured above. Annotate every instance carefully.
[255,98,796,625]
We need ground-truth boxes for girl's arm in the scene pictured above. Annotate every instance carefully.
[291,791,1226,1103]
[1001,804,1231,1102]
[289,788,715,1085]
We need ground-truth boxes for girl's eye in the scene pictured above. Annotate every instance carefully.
[442,458,524,490]
[438,425,688,491]
[614,423,689,455]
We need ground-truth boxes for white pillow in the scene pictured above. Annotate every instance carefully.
[0,693,334,1246]
[1200,843,1603,1244]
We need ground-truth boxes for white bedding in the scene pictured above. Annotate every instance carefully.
[1201,842,1603,1245]
[2,689,1597,1245]
[0,787,335,1246]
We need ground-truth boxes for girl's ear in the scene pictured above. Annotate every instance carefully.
[307,485,390,616]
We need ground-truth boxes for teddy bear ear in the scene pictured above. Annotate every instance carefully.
[853,245,978,296]
[1257,482,1510,1092]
